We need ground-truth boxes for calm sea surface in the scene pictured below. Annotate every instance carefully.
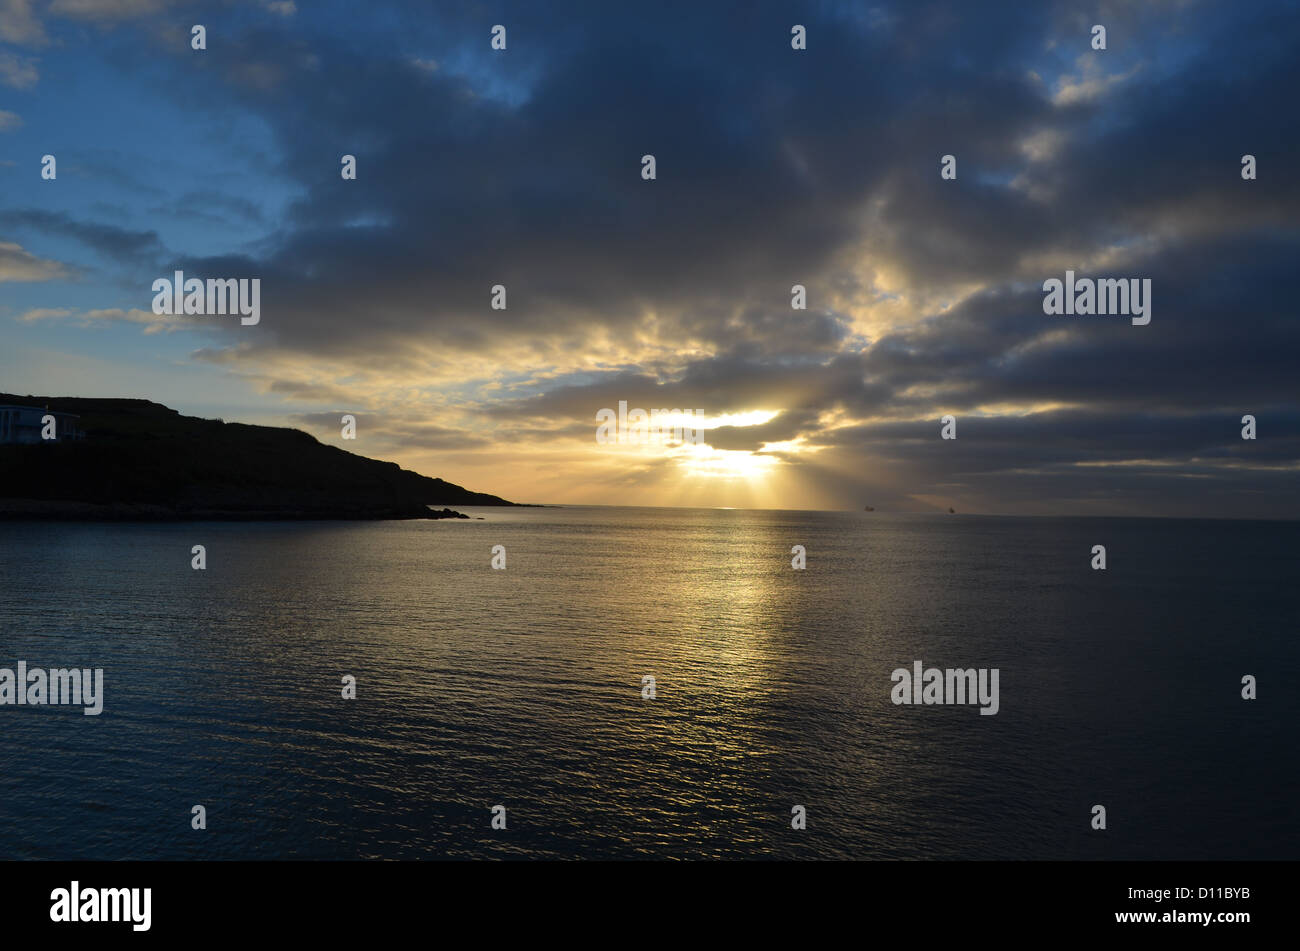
[1,507,1296,859]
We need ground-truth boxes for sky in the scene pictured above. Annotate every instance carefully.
[1,0,1297,515]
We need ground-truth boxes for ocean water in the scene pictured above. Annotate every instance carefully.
[0,507,1296,860]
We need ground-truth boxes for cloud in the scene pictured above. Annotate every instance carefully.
[1,0,186,48]
[1052,59,1142,106]
[14,307,74,321]
[0,0,46,45]
[46,0,176,20]
[0,241,67,281]
[0,209,167,266]
[289,411,493,452]
[0,51,38,88]
[15,305,187,332]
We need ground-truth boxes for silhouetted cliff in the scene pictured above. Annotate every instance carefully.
[0,395,514,520]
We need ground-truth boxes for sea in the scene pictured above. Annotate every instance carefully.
[1,507,1296,860]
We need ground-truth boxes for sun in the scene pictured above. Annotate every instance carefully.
[671,409,789,480]
[676,445,779,480]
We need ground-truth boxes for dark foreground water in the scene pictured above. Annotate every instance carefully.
[0,508,1296,859]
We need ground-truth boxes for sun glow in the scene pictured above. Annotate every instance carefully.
[591,407,789,482]
[677,445,779,479]
[698,409,779,429]
[675,409,791,479]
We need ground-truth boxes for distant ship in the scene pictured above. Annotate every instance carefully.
[863,505,874,511]
[948,507,955,514]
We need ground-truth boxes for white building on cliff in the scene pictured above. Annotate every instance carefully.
[0,405,83,444]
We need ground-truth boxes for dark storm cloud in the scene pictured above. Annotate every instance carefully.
[150,0,1074,360]
[174,2,1289,349]
[861,232,1300,416]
